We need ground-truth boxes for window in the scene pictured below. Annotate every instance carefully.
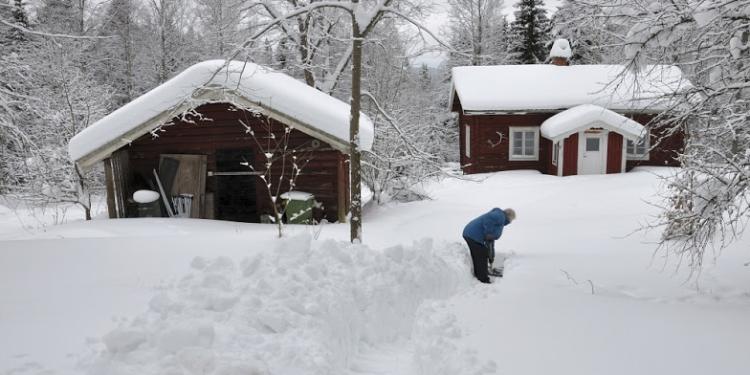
[509,127,539,161]
[552,142,560,166]
[627,133,650,160]
[465,125,471,158]
[586,137,600,152]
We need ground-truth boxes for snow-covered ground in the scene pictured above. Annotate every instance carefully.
[1,167,749,375]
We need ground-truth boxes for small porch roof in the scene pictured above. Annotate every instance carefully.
[540,104,646,141]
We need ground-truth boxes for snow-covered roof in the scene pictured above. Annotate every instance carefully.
[450,64,690,113]
[540,104,645,141]
[69,60,374,168]
[549,39,572,59]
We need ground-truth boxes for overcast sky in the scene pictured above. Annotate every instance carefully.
[412,0,562,67]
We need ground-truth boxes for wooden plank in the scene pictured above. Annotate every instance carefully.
[160,154,207,218]
[111,149,130,218]
[607,132,623,174]
[563,133,578,176]
[103,158,117,219]
[337,153,348,223]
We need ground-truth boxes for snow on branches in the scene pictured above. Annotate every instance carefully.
[574,0,750,270]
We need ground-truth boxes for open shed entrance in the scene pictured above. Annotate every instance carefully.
[214,148,259,223]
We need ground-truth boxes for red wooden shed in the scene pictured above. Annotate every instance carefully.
[68,60,374,223]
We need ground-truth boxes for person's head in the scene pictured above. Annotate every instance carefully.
[504,208,516,223]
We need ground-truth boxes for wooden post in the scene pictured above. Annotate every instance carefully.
[103,158,117,219]
[102,149,131,218]
[337,153,348,223]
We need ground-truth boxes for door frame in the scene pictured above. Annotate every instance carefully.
[578,130,608,175]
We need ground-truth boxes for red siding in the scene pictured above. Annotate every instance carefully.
[125,103,345,221]
[626,118,683,170]
[453,98,684,175]
[458,113,555,174]
[607,132,623,174]
[563,133,578,176]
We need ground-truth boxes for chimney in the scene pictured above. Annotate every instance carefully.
[549,39,572,66]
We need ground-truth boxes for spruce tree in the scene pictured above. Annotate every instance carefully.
[1,0,29,45]
[508,0,552,64]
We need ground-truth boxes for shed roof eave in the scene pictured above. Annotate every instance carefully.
[74,89,353,171]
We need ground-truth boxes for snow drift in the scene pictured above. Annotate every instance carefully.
[84,235,474,375]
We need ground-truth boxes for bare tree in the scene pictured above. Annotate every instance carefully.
[220,0,451,242]
[237,111,314,238]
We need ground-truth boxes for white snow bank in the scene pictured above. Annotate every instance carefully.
[85,235,473,374]
[540,104,645,140]
[451,64,690,112]
[549,38,572,59]
[68,60,374,166]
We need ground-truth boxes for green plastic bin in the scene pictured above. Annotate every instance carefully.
[281,191,314,224]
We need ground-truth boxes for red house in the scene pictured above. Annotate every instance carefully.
[450,40,690,176]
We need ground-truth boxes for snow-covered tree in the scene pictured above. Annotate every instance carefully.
[228,0,447,242]
[194,0,243,58]
[0,0,29,45]
[91,0,147,105]
[508,0,552,64]
[445,0,509,67]
[144,0,197,84]
[36,0,80,34]
[551,0,624,64]
[577,1,750,270]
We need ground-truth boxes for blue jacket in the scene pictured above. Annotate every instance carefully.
[462,208,509,245]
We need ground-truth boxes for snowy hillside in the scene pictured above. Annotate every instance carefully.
[1,168,749,375]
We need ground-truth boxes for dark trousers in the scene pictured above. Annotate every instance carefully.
[464,236,490,283]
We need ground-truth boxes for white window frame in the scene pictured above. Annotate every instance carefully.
[627,133,650,160]
[552,141,560,166]
[508,127,540,161]
[465,125,471,158]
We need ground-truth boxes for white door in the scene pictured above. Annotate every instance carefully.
[580,134,604,174]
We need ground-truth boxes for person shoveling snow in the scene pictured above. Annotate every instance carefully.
[462,207,515,283]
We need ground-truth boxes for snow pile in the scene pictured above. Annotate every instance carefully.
[549,38,572,59]
[68,60,375,167]
[85,235,473,374]
[540,104,645,140]
[451,64,690,112]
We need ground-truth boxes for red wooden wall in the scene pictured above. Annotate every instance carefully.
[562,133,578,176]
[125,103,347,221]
[607,132,623,174]
[455,99,683,175]
[457,111,555,174]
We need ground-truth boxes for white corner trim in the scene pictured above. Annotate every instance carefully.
[558,141,565,176]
